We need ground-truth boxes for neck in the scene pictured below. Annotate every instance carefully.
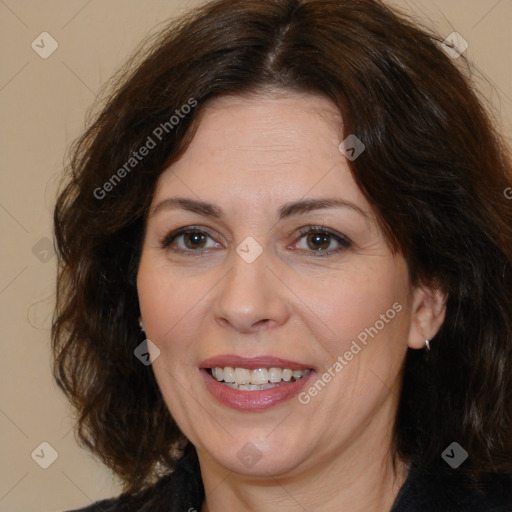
[197,396,409,512]
[202,460,407,512]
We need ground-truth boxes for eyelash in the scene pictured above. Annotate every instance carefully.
[160,225,352,257]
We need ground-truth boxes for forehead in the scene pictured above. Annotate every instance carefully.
[187,91,344,163]
[152,92,366,205]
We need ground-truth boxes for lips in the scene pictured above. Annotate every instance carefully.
[200,355,313,371]
[199,355,315,411]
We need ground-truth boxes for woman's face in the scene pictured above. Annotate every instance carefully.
[137,91,437,478]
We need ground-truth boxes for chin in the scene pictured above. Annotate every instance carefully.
[201,434,311,478]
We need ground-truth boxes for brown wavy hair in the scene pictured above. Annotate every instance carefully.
[52,0,512,493]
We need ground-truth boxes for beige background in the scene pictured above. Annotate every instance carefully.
[0,1,510,511]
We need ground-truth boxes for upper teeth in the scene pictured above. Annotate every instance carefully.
[210,367,309,385]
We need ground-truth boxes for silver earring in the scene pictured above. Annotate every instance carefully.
[425,339,430,351]
[139,320,145,333]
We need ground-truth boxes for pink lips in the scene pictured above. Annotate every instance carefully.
[199,355,315,411]
[200,355,312,371]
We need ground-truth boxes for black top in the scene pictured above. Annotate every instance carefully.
[67,444,512,512]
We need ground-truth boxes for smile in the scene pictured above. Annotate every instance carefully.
[200,355,315,410]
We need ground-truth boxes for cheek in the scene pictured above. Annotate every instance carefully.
[137,261,205,355]
[298,259,410,360]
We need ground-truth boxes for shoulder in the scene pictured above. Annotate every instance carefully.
[63,475,171,512]
[64,446,204,512]
[64,472,182,511]
[391,463,512,512]
[65,497,118,512]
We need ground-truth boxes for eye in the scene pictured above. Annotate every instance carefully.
[160,225,352,257]
[292,226,352,256]
[161,227,222,254]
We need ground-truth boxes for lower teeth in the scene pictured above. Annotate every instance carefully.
[223,382,278,391]
[215,375,305,391]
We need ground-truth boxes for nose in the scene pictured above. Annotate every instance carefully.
[213,247,290,333]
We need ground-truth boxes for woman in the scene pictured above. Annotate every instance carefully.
[52,0,512,510]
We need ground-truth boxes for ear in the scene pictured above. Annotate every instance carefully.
[408,283,447,349]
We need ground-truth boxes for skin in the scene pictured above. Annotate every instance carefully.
[136,90,446,512]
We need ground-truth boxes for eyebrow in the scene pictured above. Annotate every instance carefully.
[149,197,369,220]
